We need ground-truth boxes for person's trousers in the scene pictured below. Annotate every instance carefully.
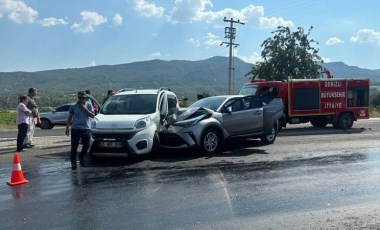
[24,117,35,145]
[70,129,91,163]
[17,123,28,151]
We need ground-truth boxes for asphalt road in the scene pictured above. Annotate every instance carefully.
[1,120,380,229]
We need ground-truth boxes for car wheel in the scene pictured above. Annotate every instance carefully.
[200,128,221,155]
[39,118,53,129]
[260,124,277,144]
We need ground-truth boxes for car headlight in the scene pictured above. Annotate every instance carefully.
[174,114,207,128]
[134,117,152,129]
[91,118,98,129]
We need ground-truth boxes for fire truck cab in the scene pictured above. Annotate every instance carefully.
[239,78,370,130]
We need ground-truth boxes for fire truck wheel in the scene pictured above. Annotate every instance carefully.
[310,117,328,128]
[260,124,277,144]
[338,113,353,130]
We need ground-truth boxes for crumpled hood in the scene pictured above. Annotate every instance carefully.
[94,114,148,129]
[166,107,213,125]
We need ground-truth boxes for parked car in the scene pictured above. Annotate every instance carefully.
[159,95,284,154]
[38,95,100,130]
[39,103,74,129]
[89,87,179,157]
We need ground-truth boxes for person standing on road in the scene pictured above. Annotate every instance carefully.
[65,91,95,170]
[16,96,31,152]
[25,87,40,148]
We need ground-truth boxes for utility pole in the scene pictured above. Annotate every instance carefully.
[221,17,244,95]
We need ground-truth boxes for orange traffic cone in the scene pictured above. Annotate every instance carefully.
[7,153,29,186]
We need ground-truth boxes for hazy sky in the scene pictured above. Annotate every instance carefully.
[1,0,379,72]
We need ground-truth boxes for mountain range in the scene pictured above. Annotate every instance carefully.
[0,56,379,107]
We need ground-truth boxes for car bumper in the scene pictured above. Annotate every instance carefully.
[90,126,156,156]
[160,126,201,150]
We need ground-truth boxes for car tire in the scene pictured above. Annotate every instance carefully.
[200,127,221,155]
[39,118,53,129]
[260,123,277,144]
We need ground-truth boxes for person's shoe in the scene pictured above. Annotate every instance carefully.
[71,162,77,170]
[24,144,33,148]
[28,143,35,147]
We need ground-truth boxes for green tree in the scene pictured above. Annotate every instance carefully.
[246,26,324,81]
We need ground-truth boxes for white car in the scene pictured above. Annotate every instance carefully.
[89,87,179,157]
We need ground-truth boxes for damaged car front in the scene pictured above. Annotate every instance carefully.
[160,95,283,155]
[160,106,217,152]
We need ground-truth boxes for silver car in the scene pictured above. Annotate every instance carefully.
[39,95,100,129]
[39,103,74,129]
[160,95,284,154]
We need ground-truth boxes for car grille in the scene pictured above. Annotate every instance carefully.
[92,133,136,140]
[159,133,188,147]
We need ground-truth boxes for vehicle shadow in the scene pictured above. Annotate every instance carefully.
[155,138,268,163]
[279,126,366,136]
[88,154,145,167]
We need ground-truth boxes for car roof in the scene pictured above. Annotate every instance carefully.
[206,95,246,100]
[115,88,175,96]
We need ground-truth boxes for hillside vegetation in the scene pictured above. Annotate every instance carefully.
[0,56,380,110]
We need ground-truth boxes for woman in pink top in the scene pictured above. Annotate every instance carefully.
[16,96,31,152]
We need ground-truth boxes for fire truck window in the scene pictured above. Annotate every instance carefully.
[239,85,258,95]
[293,88,320,110]
[260,87,271,96]
[246,97,262,109]
[271,87,278,97]
[358,88,369,107]
[260,87,278,97]
[347,87,369,107]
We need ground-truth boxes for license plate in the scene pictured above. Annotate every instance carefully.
[99,141,123,148]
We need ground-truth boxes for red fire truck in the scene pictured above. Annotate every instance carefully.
[239,78,370,130]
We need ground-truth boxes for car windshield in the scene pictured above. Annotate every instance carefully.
[239,85,258,95]
[100,94,156,115]
[189,96,228,111]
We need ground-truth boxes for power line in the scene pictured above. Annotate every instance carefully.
[221,17,244,95]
